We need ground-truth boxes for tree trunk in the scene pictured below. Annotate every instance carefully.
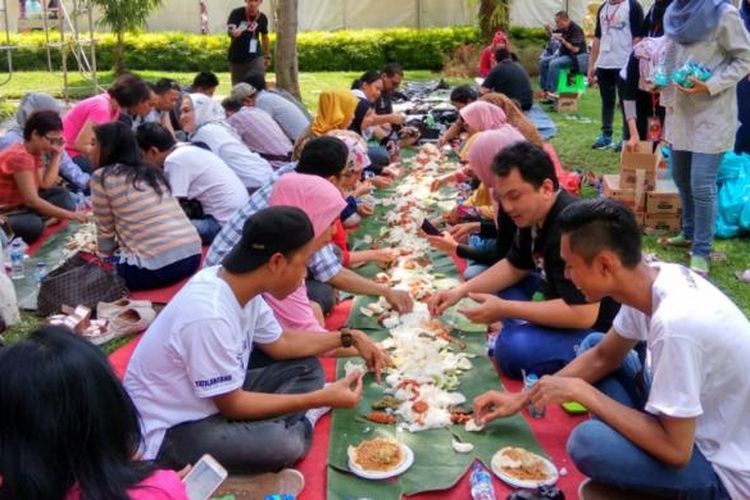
[478,0,510,40]
[115,31,125,75]
[273,0,301,100]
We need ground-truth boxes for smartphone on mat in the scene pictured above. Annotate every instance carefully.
[183,454,228,500]
[421,218,441,236]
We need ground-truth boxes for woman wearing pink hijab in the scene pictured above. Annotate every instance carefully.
[479,31,512,77]
[426,127,525,279]
[262,173,346,332]
[431,101,510,192]
[460,101,509,135]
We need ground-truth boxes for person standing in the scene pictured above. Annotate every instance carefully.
[659,0,750,275]
[227,0,270,85]
[588,0,645,150]
[622,0,672,151]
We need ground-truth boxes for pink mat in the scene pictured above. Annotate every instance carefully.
[128,247,208,304]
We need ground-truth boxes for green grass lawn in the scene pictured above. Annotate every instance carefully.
[0,70,464,113]
[1,70,748,345]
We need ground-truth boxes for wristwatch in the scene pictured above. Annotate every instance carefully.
[340,328,355,348]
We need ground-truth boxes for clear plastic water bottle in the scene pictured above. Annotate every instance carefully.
[470,462,495,500]
[524,373,546,418]
[10,239,25,281]
[35,261,47,285]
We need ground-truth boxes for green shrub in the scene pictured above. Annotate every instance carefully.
[0,26,542,73]
[508,26,548,44]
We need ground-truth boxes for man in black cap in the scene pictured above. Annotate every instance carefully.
[124,206,388,475]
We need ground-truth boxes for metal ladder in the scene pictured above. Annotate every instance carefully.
[0,0,98,100]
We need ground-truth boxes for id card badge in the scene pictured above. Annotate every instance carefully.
[249,38,258,54]
[647,116,663,142]
[601,36,612,53]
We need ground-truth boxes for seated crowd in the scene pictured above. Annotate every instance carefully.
[0,12,749,496]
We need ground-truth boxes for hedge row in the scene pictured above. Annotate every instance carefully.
[3,26,547,73]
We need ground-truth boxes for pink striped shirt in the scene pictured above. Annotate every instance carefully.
[228,107,293,169]
[90,167,201,270]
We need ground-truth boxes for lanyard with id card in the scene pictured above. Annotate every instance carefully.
[601,1,623,53]
[647,93,662,142]
[245,10,260,54]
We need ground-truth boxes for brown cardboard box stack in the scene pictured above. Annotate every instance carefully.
[602,142,681,231]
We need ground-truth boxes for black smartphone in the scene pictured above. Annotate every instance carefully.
[421,218,441,236]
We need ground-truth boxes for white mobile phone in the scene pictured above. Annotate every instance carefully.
[182,454,228,500]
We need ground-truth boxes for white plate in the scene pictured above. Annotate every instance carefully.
[491,450,559,489]
[348,443,414,480]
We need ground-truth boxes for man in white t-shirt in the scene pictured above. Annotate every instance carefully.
[137,122,249,244]
[588,0,644,150]
[124,206,389,473]
[473,199,750,499]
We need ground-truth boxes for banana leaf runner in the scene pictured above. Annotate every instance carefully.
[326,152,546,498]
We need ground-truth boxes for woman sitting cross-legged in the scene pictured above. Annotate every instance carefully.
[0,110,87,243]
[90,121,201,291]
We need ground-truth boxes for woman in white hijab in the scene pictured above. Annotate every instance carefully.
[179,93,272,193]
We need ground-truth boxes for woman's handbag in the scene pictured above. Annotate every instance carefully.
[36,253,128,317]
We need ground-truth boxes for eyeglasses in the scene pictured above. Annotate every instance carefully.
[44,135,65,146]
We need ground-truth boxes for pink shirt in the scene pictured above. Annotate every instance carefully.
[63,93,119,157]
[66,469,188,500]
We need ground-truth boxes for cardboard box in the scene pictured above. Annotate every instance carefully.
[602,175,645,215]
[646,180,682,215]
[619,141,660,191]
[555,93,579,113]
[644,212,681,232]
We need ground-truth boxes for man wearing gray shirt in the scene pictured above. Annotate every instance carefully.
[231,75,311,143]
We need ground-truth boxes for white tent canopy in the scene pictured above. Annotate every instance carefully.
[9,1,656,35]
[143,0,655,35]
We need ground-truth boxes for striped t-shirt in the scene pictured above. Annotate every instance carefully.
[90,166,201,270]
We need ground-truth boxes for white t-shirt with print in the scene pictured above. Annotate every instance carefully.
[124,266,283,460]
[192,123,273,189]
[613,263,750,498]
[165,144,249,225]
[596,0,634,69]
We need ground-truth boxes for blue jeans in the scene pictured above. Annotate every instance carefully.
[117,254,201,291]
[567,333,729,499]
[671,150,724,258]
[540,55,574,93]
[538,54,557,92]
[463,234,496,280]
[493,275,592,379]
[191,215,221,245]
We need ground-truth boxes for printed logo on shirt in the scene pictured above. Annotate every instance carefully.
[195,374,233,388]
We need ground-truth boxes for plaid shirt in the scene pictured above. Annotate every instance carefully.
[205,163,343,282]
